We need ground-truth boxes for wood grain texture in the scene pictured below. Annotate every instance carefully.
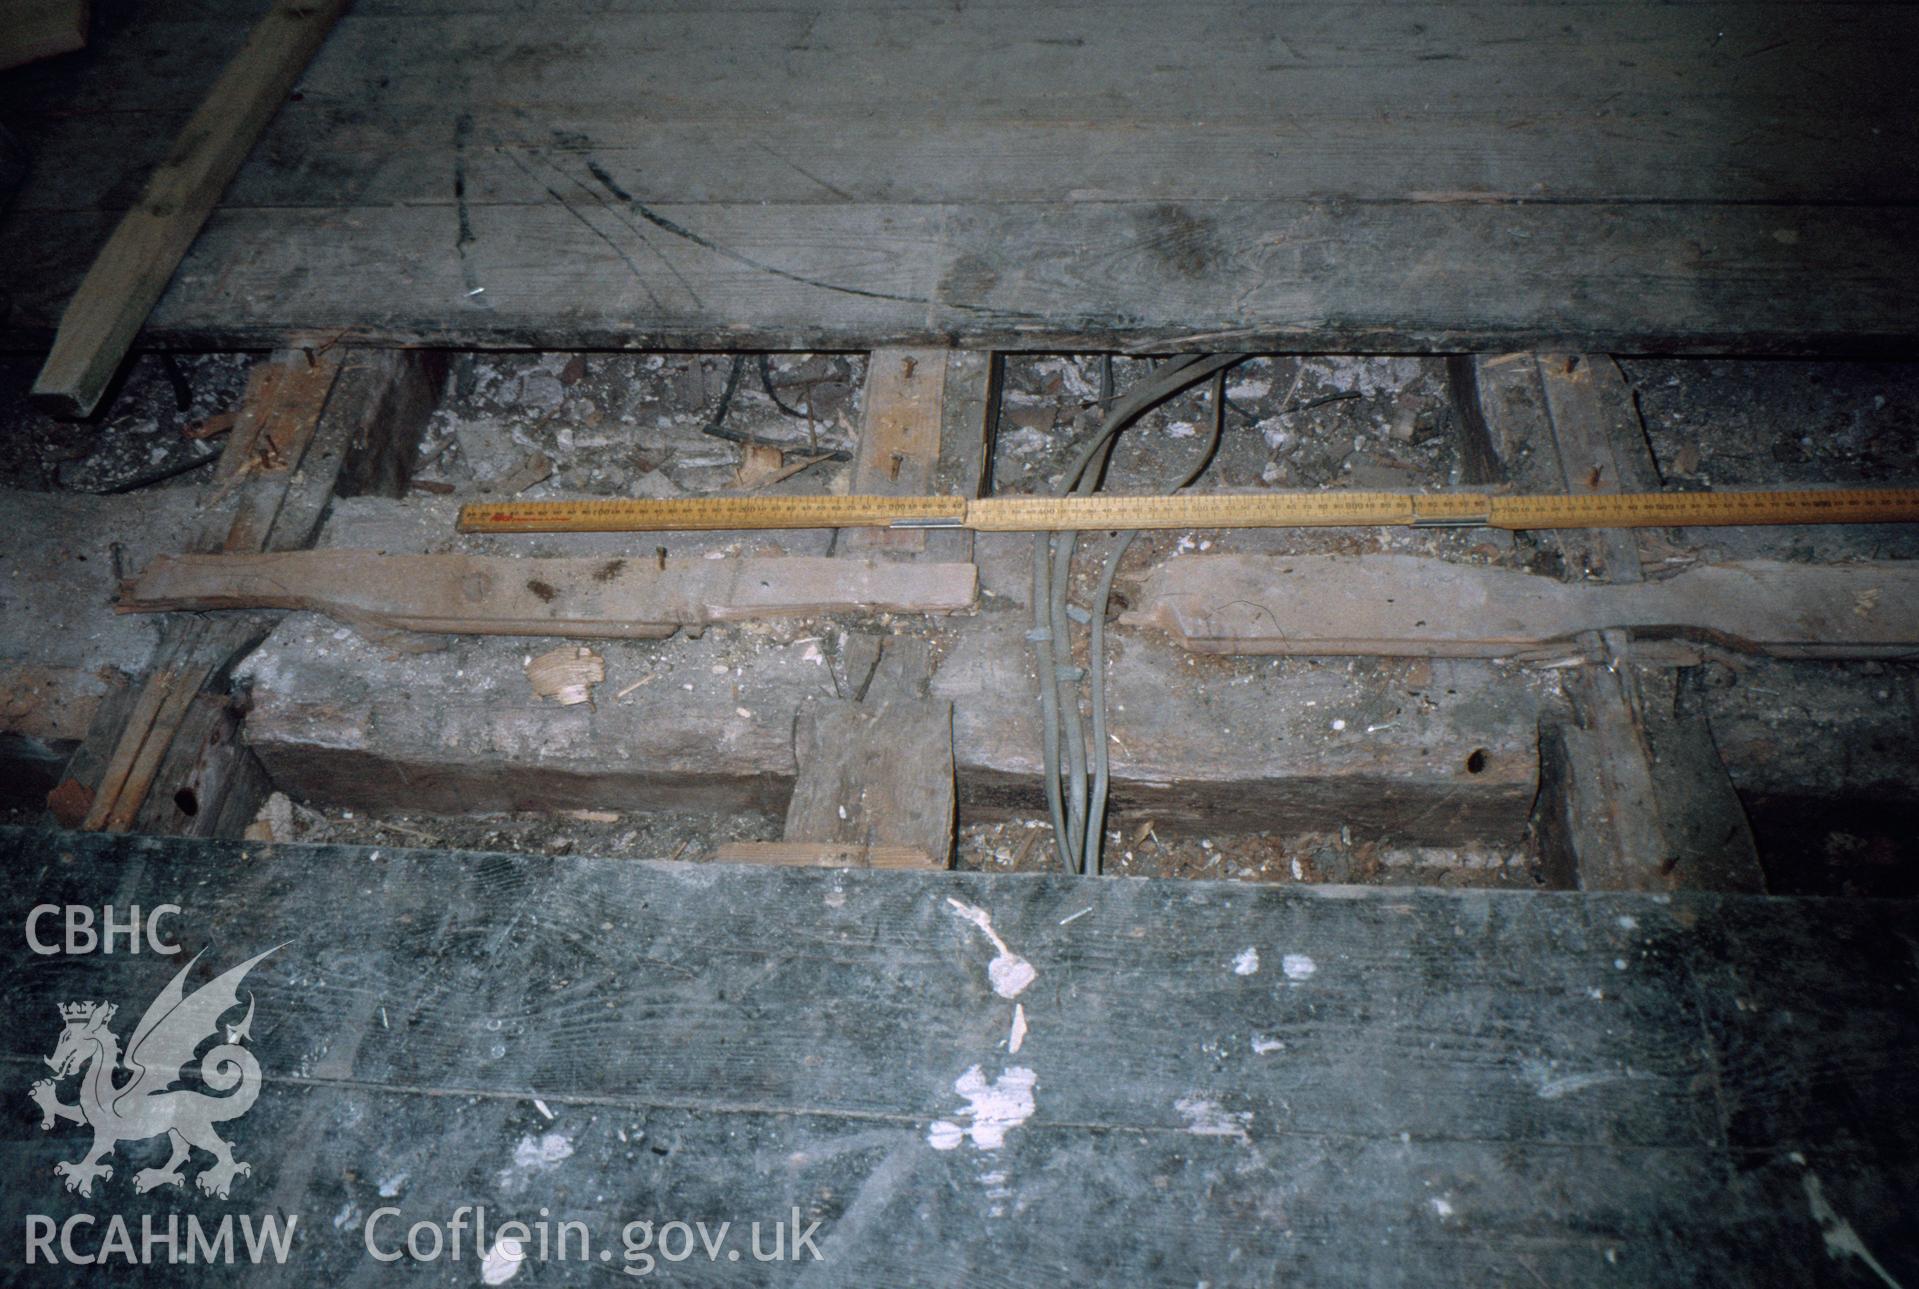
[1532,355,1667,890]
[326,348,448,499]
[198,346,346,554]
[121,551,980,637]
[784,698,956,863]
[710,841,939,869]
[76,613,270,832]
[3,826,1915,1285]
[127,687,266,837]
[783,637,955,867]
[845,347,948,553]
[3,0,1915,352]
[1490,354,1764,894]
[1537,355,1657,582]
[1124,554,1919,661]
[60,346,437,836]
[26,0,349,415]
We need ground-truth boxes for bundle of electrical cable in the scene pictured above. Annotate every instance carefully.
[1028,353,1248,875]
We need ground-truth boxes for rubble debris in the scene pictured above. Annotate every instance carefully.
[245,790,296,843]
[478,450,554,496]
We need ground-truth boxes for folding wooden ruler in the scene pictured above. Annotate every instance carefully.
[458,488,1919,534]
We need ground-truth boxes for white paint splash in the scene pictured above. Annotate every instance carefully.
[482,1237,526,1285]
[496,1131,573,1191]
[947,898,1036,998]
[978,1168,1015,1218]
[1008,1003,1029,1055]
[1282,953,1317,981]
[1804,1171,1905,1288]
[927,1065,1038,1151]
[513,1132,573,1168]
[1521,1059,1657,1101]
[1176,1096,1252,1142]
[1233,947,1261,976]
[1538,1071,1630,1100]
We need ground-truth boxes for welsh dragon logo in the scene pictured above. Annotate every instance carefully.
[29,947,279,1199]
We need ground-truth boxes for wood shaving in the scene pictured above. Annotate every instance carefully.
[526,645,604,706]
[734,443,787,488]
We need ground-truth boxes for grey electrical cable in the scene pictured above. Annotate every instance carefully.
[1050,522,1087,864]
[1032,532,1072,870]
[1082,368,1231,874]
[1035,356,1210,871]
[1026,353,1247,874]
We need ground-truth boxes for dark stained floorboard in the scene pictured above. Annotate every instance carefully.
[1,1,1916,352]
[1,827,1914,1284]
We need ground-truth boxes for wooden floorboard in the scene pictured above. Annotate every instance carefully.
[2,826,1915,1284]
[2,1,1915,352]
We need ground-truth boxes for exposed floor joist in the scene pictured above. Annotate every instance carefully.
[46,347,442,834]
[1477,354,1766,892]
[718,637,955,868]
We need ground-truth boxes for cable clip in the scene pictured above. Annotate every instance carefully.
[1409,498,1492,529]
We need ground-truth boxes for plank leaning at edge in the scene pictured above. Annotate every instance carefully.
[29,0,351,418]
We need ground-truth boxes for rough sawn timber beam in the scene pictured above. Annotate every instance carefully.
[1124,554,1919,661]
[1481,354,1765,893]
[233,522,1547,840]
[120,550,981,638]
[760,636,955,869]
[52,347,442,835]
[845,347,949,554]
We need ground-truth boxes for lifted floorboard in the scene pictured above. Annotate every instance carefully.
[2,827,1915,1284]
[2,1,1915,353]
